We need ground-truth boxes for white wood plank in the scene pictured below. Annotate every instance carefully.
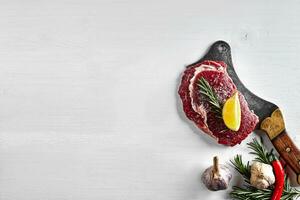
[0,0,298,199]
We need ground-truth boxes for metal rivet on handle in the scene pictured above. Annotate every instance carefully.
[286,147,291,153]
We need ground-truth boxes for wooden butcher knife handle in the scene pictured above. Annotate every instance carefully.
[273,130,300,183]
[260,108,300,184]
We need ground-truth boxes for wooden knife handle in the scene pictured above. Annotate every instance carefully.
[260,108,300,184]
[272,130,300,184]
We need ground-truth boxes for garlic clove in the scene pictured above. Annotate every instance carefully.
[250,161,275,189]
[201,156,232,191]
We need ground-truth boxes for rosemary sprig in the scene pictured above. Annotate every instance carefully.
[197,77,222,116]
[231,186,272,200]
[247,138,274,165]
[231,181,300,200]
[230,155,251,184]
[230,138,300,200]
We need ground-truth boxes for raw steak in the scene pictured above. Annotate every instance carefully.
[178,60,259,146]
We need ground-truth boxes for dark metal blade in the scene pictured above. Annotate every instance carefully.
[193,41,278,127]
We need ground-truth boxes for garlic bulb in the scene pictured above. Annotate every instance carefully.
[201,156,232,191]
[250,161,275,189]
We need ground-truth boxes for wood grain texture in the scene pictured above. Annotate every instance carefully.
[272,130,300,184]
[0,0,299,200]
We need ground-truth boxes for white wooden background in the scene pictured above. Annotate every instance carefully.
[0,0,299,199]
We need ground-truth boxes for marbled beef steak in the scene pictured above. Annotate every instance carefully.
[178,60,258,146]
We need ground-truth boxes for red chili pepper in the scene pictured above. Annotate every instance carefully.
[271,159,285,200]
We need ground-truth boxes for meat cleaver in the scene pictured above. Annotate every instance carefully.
[196,40,300,184]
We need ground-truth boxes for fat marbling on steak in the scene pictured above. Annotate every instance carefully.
[178,60,259,146]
